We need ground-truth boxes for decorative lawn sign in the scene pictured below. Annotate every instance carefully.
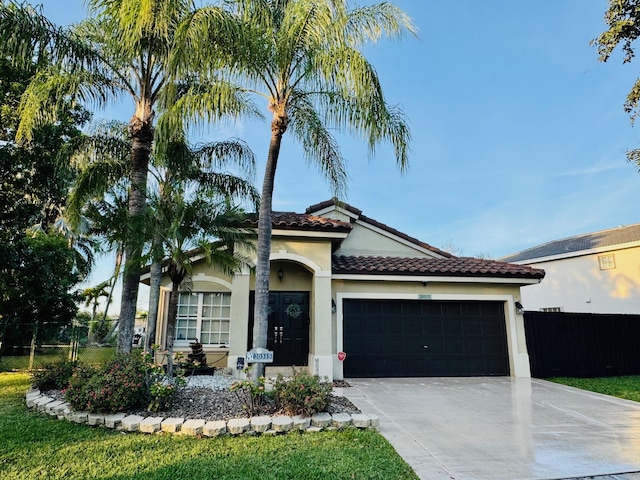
[246,347,274,363]
[337,351,347,362]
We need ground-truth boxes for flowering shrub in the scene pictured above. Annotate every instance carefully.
[143,347,187,413]
[64,355,146,413]
[229,367,270,416]
[31,360,77,391]
[147,381,178,412]
[273,370,332,416]
[64,364,99,410]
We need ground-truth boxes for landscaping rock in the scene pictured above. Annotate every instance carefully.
[250,416,272,433]
[161,417,184,433]
[292,415,311,430]
[271,416,293,433]
[350,413,371,428]
[87,414,105,426]
[104,413,126,429]
[311,412,332,428]
[203,420,226,437]
[181,419,205,436]
[45,400,66,414]
[368,414,380,430]
[227,418,250,435]
[34,396,54,411]
[70,411,89,424]
[332,413,352,429]
[121,414,144,432]
[140,416,163,433]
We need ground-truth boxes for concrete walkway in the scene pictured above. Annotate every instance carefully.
[339,377,640,480]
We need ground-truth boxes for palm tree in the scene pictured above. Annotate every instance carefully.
[68,120,259,355]
[146,133,259,349]
[0,0,255,353]
[171,0,415,378]
[156,190,254,378]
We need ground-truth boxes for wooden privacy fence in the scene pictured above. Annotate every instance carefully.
[524,311,640,378]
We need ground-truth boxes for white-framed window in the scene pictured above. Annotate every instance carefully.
[176,292,231,347]
[598,254,616,271]
[540,307,563,313]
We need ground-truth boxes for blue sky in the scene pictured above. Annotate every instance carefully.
[37,0,640,311]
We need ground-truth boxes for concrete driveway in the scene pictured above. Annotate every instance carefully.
[339,378,640,480]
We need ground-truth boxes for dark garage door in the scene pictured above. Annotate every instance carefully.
[343,299,509,377]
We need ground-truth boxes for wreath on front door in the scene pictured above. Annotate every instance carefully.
[284,303,302,319]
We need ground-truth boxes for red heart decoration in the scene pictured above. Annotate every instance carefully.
[337,351,347,362]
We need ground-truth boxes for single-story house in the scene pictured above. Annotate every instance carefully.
[499,223,640,315]
[146,199,545,380]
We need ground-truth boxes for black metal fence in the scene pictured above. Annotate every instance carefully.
[524,311,640,378]
[0,320,119,371]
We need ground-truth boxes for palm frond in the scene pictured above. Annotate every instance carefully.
[288,92,348,197]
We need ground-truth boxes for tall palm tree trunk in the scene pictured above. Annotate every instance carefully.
[146,251,162,351]
[165,280,181,379]
[117,116,153,353]
[252,116,286,380]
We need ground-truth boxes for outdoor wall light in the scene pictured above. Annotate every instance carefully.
[277,266,284,282]
[331,299,337,313]
[515,301,524,315]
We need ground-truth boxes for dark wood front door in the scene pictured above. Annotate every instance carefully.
[248,292,309,366]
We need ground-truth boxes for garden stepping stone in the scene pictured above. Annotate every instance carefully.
[311,412,332,428]
[250,416,271,433]
[161,417,184,433]
[121,414,144,432]
[271,416,293,433]
[140,416,163,433]
[104,413,126,429]
[203,420,226,437]
[227,418,250,435]
[181,419,205,436]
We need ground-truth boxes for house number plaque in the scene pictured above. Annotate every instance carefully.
[246,347,274,363]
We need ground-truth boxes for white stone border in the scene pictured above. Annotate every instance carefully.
[25,388,379,437]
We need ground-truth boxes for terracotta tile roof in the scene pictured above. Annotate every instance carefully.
[306,198,453,258]
[332,255,545,280]
[500,223,640,263]
[239,211,352,233]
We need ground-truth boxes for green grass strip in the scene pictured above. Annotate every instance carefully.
[548,375,640,402]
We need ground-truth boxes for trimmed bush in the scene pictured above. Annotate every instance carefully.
[273,370,332,416]
[31,360,77,391]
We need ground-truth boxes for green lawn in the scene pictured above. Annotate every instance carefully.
[548,375,640,402]
[0,347,117,372]
[0,373,417,480]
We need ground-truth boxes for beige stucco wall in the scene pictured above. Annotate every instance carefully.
[520,246,640,314]
[335,222,434,258]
